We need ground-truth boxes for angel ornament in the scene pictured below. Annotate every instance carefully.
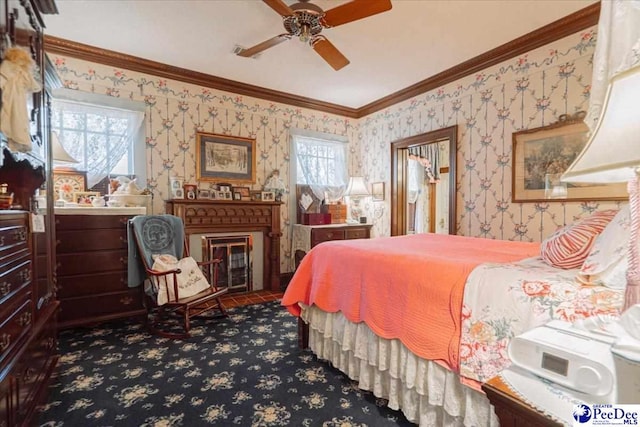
[0,47,42,152]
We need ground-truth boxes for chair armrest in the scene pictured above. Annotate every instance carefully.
[145,267,182,277]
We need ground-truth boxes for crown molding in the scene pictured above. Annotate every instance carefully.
[44,35,360,119]
[44,2,599,120]
[357,2,600,117]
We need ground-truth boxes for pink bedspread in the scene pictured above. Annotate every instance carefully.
[282,233,539,371]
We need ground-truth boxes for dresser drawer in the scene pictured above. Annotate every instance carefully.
[0,258,31,308]
[57,271,129,298]
[0,294,33,373]
[14,314,57,424]
[311,228,345,246]
[0,222,29,266]
[59,289,143,326]
[56,228,128,252]
[345,228,369,240]
[57,250,128,276]
[55,215,131,231]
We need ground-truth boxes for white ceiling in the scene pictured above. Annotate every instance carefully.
[43,0,598,109]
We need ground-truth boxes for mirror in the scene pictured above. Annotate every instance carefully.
[390,125,457,236]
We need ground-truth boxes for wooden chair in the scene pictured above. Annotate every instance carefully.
[129,215,228,339]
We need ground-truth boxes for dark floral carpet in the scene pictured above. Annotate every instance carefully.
[38,301,413,426]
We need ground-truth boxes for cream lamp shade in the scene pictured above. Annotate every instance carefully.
[561,65,640,184]
[561,64,640,312]
[51,132,79,164]
[345,176,370,197]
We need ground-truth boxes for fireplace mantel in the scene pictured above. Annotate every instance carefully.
[165,199,282,291]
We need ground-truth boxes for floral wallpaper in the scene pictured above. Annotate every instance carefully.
[50,55,355,272]
[358,27,621,241]
[49,25,622,274]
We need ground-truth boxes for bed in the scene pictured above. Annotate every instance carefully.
[281,229,625,426]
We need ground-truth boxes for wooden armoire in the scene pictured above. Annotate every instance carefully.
[0,0,60,425]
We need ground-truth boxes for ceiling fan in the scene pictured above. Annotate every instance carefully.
[235,0,392,71]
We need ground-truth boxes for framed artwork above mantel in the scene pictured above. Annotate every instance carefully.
[196,132,256,184]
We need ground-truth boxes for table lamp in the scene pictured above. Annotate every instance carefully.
[51,132,79,207]
[345,176,370,223]
[561,65,640,311]
[51,131,79,166]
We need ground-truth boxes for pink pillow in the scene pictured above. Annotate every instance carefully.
[540,210,618,269]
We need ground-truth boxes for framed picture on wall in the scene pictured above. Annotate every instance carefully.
[512,113,628,202]
[371,182,385,201]
[196,132,256,184]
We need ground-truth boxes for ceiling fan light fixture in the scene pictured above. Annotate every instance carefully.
[299,24,311,43]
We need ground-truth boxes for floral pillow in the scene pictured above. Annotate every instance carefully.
[577,205,630,289]
[150,254,210,305]
[540,209,619,270]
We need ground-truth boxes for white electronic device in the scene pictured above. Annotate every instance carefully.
[508,320,617,397]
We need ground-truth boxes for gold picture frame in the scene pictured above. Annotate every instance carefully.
[512,113,627,202]
[72,191,100,206]
[196,132,256,184]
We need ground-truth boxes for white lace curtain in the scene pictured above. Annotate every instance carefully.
[293,135,348,202]
[52,100,144,188]
[585,0,640,131]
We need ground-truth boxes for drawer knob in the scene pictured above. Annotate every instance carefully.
[12,229,26,242]
[0,282,10,296]
[0,334,10,352]
[119,257,128,266]
[119,217,129,225]
[19,269,30,282]
[17,311,32,327]
[326,232,333,238]
[120,296,133,305]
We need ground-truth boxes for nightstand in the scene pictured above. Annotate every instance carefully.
[483,376,563,427]
[292,223,372,268]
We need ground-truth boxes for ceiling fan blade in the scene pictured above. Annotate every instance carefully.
[236,34,290,57]
[262,0,294,16]
[312,37,350,71]
[322,0,392,27]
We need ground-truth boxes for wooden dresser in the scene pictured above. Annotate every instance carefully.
[292,223,372,268]
[0,211,58,427]
[55,208,146,329]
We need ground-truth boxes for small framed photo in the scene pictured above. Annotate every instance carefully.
[169,176,184,199]
[233,192,242,200]
[223,191,233,200]
[73,191,100,206]
[183,184,198,200]
[234,186,251,201]
[216,191,227,200]
[250,191,262,201]
[261,191,275,202]
[219,184,231,193]
[197,189,211,199]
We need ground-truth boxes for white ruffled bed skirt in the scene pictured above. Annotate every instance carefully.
[301,304,499,427]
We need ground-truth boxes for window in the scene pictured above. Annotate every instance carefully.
[51,99,144,188]
[293,134,348,191]
[290,131,349,225]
